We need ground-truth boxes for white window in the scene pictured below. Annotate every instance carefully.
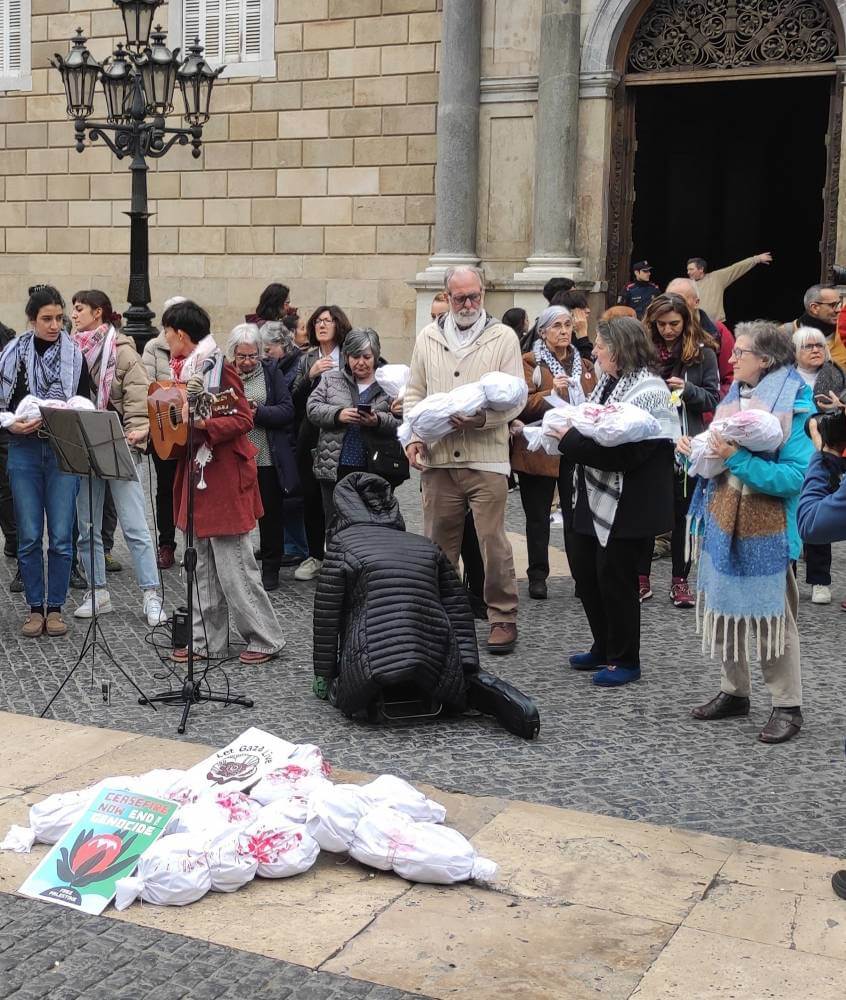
[0,0,32,92]
[171,0,275,79]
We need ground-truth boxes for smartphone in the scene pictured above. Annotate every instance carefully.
[356,403,372,414]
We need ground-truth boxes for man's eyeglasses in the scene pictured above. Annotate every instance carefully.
[813,299,843,309]
[449,293,482,306]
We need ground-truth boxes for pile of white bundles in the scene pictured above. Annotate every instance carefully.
[687,410,784,479]
[523,400,663,457]
[397,373,527,448]
[3,730,498,912]
[374,364,411,401]
[0,393,95,428]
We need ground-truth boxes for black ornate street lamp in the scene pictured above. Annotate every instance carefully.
[51,7,223,350]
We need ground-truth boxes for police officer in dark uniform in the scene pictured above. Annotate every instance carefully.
[620,261,660,319]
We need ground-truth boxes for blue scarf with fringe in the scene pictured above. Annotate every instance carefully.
[687,366,804,662]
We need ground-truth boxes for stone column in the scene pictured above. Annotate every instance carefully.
[415,0,482,323]
[515,0,583,286]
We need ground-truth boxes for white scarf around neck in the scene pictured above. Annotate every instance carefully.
[442,311,488,360]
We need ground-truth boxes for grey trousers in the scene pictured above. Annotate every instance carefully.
[190,531,286,658]
[720,569,802,708]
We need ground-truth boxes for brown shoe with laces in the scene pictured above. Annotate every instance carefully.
[21,612,44,638]
[487,622,517,655]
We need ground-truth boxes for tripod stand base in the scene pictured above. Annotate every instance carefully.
[140,681,253,734]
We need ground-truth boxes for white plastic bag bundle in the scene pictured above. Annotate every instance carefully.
[350,806,498,885]
[375,364,411,400]
[687,410,784,480]
[357,775,446,824]
[401,382,488,445]
[0,394,95,428]
[305,783,367,853]
[238,815,320,879]
[479,372,528,412]
[25,788,96,847]
[203,828,258,893]
[568,401,661,446]
[250,744,331,808]
[114,833,212,910]
[167,790,260,837]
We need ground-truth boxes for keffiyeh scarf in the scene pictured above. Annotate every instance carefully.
[532,341,585,405]
[687,366,806,662]
[73,324,117,410]
[580,368,672,547]
[171,333,224,390]
[0,331,83,409]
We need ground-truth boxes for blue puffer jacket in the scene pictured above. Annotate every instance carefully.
[797,450,846,544]
[723,384,814,559]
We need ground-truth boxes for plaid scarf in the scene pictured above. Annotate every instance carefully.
[687,366,806,662]
[73,324,117,410]
[0,331,82,408]
[580,368,672,547]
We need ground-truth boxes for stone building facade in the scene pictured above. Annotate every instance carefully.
[1,0,845,358]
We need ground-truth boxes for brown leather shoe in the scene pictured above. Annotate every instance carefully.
[45,612,68,637]
[487,622,517,655]
[691,691,750,720]
[758,708,803,744]
[157,545,175,570]
[21,612,44,638]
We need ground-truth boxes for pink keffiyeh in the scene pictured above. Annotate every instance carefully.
[74,324,117,410]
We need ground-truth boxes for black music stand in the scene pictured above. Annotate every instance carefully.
[38,406,155,716]
[138,387,252,734]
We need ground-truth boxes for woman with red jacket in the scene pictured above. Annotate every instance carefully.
[163,300,285,665]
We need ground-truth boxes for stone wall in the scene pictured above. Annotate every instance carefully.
[0,0,444,360]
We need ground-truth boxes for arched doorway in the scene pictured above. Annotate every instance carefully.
[605,0,844,323]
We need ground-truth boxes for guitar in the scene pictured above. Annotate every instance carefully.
[147,381,238,460]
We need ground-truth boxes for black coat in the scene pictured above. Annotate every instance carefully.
[252,359,299,494]
[559,432,675,539]
[313,473,478,715]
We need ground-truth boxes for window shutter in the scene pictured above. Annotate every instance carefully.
[204,0,222,63]
[223,0,240,60]
[183,0,201,51]
[1,0,23,76]
[181,0,265,67]
[244,0,261,59]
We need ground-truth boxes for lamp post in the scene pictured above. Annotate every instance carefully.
[51,3,223,351]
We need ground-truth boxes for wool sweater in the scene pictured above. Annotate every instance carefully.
[405,315,523,474]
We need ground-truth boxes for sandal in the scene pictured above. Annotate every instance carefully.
[239,650,274,665]
[170,648,208,663]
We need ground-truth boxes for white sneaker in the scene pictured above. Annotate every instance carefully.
[143,589,167,626]
[812,585,832,605]
[294,557,323,581]
[74,589,112,618]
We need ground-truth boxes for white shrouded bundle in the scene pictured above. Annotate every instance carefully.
[305,783,368,853]
[0,394,95,427]
[237,814,320,879]
[203,829,258,893]
[114,833,212,910]
[687,410,784,480]
[166,790,261,838]
[523,408,573,457]
[523,400,663,455]
[478,372,528,412]
[357,775,446,824]
[374,364,411,400]
[397,383,488,447]
[349,805,497,885]
[249,743,331,809]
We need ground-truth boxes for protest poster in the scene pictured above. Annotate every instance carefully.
[19,787,177,914]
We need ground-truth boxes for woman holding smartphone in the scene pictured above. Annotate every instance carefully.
[306,328,400,523]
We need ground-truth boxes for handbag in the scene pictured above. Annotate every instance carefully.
[365,433,410,486]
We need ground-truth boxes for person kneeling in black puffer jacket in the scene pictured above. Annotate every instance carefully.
[312,472,539,739]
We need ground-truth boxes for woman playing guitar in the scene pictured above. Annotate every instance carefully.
[161,300,285,665]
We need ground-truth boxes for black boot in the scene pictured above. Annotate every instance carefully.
[9,564,23,593]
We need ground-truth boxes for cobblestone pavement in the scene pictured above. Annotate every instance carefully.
[1,469,845,858]
[0,894,427,1000]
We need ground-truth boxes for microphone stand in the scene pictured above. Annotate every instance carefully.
[140,379,253,734]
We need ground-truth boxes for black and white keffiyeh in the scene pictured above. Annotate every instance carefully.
[580,368,672,547]
[532,341,585,405]
[0,331,83,409]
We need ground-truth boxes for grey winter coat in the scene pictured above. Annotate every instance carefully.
[306,367,399,482]
[142,332,172,382]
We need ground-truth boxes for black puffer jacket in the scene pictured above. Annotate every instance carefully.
[313,472,478,715]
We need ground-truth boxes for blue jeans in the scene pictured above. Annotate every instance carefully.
[8,436,79,607]
[283,498,308,558]
[77,451,159,591]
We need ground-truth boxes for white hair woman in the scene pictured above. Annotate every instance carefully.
[227,323,297,592]
[511,305,595,599]
[791,325,846,605]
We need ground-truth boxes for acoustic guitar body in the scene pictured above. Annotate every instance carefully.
[147,381,187,460]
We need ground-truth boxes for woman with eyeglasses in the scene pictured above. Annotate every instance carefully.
[678,322,813,744]
[228,323,297,592]
[0,285,91,638]
[791,326,846,605]
[290,305,352,581]
[638,293,719,609]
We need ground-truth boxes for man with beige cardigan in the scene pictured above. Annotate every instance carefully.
[686,252,772,323]
[405,266,524,654]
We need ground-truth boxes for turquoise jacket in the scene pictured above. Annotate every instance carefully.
[724,384,815,560]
